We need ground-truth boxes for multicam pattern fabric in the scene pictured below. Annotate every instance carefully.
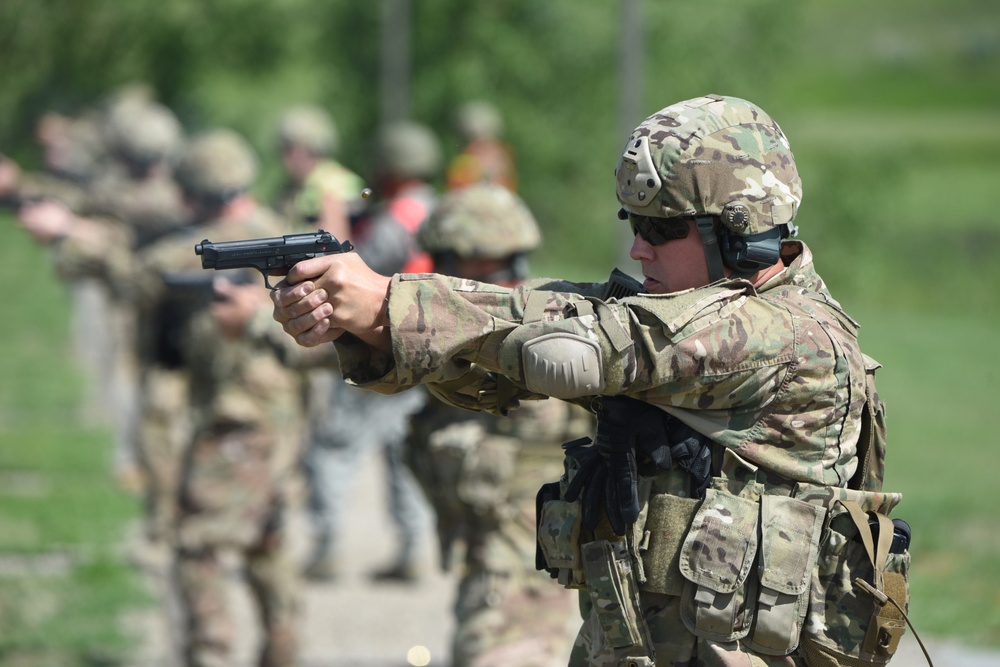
[616,95,801,234]
[339,240,867,489]
[571,593,806,667]
[84,169,186,247]
[139,206,304,667]
[407,393,592,666]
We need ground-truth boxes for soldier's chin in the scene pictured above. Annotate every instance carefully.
[643,277,666,293]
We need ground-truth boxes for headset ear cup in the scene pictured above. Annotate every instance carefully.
[719,226,782,274]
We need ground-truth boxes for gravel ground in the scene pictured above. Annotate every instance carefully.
[123,452,995,667]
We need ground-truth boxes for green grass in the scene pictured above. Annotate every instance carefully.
[0,216,146,666]
[853,305,1000,646]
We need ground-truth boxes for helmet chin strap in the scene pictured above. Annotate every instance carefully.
[695,216,727,282]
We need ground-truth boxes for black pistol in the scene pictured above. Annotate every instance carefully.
[195,229,354,289]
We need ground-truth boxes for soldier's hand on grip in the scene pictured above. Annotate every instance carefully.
[271,252,393,350]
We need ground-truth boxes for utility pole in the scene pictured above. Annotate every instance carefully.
[380,0,411,127]
[617,0,644,272]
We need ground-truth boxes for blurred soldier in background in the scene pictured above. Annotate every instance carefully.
[89,97,187,246]
[79,97,187,492]
[135,130,303,667]
[298,120,438,583]
[11,90,188,492]
[0,108,102,211]
[2,105,110,429]
[409,184,591,666]
[18,122,304,665]
[446,100,518,192]
[272,104,365,225]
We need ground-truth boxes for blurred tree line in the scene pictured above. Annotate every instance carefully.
[1,0,997,306]
[0,0,798,275]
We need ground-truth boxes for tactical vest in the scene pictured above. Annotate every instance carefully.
[534,278,921,666]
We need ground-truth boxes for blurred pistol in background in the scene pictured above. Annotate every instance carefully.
[195,229,354,289]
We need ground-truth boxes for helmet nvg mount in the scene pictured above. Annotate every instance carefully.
[615,94,801,280]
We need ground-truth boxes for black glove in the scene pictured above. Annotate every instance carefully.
[565,396,672,535]
[663,421,713,498]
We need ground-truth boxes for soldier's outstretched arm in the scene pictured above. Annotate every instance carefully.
[271,252,392,351]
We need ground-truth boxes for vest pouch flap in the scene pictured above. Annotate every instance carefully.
[745,494,826,655]
[538,498,583,571]
[679,488,759,592]
[758,495,825,596]
[679,487,760,642]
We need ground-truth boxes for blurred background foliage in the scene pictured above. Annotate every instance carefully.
[1,0,998,313]
[1,0,998,657]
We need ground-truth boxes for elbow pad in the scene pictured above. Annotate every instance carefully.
[521,333,606,399]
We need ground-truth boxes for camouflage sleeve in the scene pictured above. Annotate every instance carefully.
[336,273,799,430]
[53,215,136,286]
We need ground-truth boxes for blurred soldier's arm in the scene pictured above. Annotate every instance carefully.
[18,199,136,285]
[0,154,21,204]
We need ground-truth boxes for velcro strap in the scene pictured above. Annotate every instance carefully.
[594,301,633,353]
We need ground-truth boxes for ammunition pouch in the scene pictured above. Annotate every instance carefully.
[798,494,912,666]
[536,463,913,663]
[536,438,656,664]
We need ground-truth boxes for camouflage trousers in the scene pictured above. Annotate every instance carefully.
[570,592,805,667]
[174,426,300,667]
[137,367,191,542]
[451,497,578,667]
[453,566,578,667]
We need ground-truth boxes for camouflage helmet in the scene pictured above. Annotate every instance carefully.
[375,121,442,180]
[420,183,541,259]
[175,129,258,199]
[106,101,183,164]
[615,94,801,237]
[455,101,504,142]
[277,105,338,156]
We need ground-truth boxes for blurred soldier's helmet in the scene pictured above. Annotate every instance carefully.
[278,105,339,157]
[375,121,442,180]
[615,94,801,238]
[455,101,504,142]
[175,129,258,201]
[107,101,183,165]
[420,183,540,259]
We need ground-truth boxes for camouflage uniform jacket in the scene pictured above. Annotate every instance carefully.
[335,240,870,489]
[137,207,301,437]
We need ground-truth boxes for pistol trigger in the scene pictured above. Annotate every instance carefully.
[261,270,277,291]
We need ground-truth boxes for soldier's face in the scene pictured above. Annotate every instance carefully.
[629,219,710,293]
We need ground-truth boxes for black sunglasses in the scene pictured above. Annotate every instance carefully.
[622,210,691,245]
